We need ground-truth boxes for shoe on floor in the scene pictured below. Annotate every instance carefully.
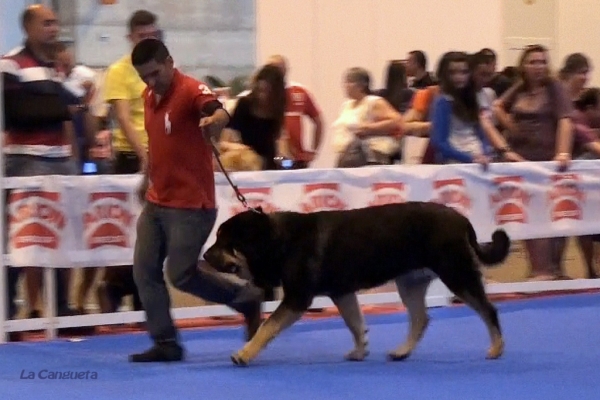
[129,341,184,363]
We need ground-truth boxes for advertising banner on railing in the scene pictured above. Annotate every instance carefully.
[3,161,600,269]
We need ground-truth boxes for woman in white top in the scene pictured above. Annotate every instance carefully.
[332,67,403,167]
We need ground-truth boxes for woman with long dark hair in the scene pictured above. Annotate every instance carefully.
[220,64,288,170]
[492,44,573,281]
[378,60,414,113]
[429,51,491,165]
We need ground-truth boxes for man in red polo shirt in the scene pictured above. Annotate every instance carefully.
[267,54,323,168]
[128,39,262,363]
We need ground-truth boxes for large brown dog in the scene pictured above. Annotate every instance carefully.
[204,202,510,366]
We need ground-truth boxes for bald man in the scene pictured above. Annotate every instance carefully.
[1,5,89,329]
[265,55,323,168]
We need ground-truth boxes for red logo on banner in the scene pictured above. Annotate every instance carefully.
[489,176,530,224]
[299,183,347,212]
[8,191,65,250]
[230,187,279,216]
[547,173,584,221]
[83,192,134,249]
[432,178,471,216]
[368,182,407,206]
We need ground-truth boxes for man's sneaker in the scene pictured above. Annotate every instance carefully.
[129,341,184,363]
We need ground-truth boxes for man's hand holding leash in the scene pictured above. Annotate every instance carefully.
[200,108,230,143]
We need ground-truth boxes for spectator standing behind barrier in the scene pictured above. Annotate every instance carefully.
[429,52,491,166]
[406,50,436,89]
[376,60,415,114]
[569,89,600,279]
[402,52,455,164]
[480,48,513,97]
[492,44,573,282]
[96,9,161,315]
[55,42,99,172]
[374,60,414,163]
[331,67,402,167]
[552,55,596,279]
[220,64,288,171]
[128,39,262,362]
[1,5,92,331]
[55,42,113,315]
[267,55,323,169]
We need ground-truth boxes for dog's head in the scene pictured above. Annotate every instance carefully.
[204,207,275,282]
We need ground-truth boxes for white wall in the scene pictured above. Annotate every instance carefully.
[501,0,557,66]
[71,0,255,80]
[256,0,503,168]
[0,0,32,54]
[556,0,600,86]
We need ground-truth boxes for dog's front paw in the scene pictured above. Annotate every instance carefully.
[486,339,504,360]
[345,347,369,361]
[387,349,411,362]
[231,351,250,367]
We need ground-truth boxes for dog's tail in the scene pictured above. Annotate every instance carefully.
[467,223,510,266]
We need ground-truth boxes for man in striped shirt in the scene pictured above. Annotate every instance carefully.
[2,5,91,326]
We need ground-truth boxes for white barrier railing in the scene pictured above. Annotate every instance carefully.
[3,161,600,342]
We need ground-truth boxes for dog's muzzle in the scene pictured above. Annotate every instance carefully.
[204,246,250,277]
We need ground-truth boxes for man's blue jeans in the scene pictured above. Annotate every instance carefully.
[133,202,257,342]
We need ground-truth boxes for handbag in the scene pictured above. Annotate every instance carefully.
[336,138,368,168]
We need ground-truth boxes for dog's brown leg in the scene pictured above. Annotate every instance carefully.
[437,263,504,360]
[231,303,302,366]
[331,293,369,361]
[456,292,504,359]
[388,274,431,361]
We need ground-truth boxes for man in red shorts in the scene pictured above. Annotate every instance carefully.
[128,39,263,362]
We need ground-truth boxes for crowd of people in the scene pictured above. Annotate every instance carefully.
[2,4,599,352]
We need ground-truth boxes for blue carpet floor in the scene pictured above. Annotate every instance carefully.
[1,293,599,400]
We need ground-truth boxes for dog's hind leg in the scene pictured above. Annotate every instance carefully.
[438,266,504,360]
[231,303,303,366]
[332,293,369,361]
[388,271,432,361]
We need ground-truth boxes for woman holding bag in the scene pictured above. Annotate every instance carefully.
[332,67,403,168]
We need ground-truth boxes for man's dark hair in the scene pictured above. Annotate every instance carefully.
[409,50,427,70]
[131,38,170,66]
[480,48,497,62]
[128,9,157,33]
[574,87,600,111]
[469,51,493,69]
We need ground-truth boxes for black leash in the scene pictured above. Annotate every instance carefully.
[208,137,263,214]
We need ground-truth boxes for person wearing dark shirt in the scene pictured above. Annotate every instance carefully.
[222,64,287,170]
[376,60,415,113]
[406,50,436,89]
[479,48,512,97]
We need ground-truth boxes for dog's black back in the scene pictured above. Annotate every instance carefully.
[207,202,509,311]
